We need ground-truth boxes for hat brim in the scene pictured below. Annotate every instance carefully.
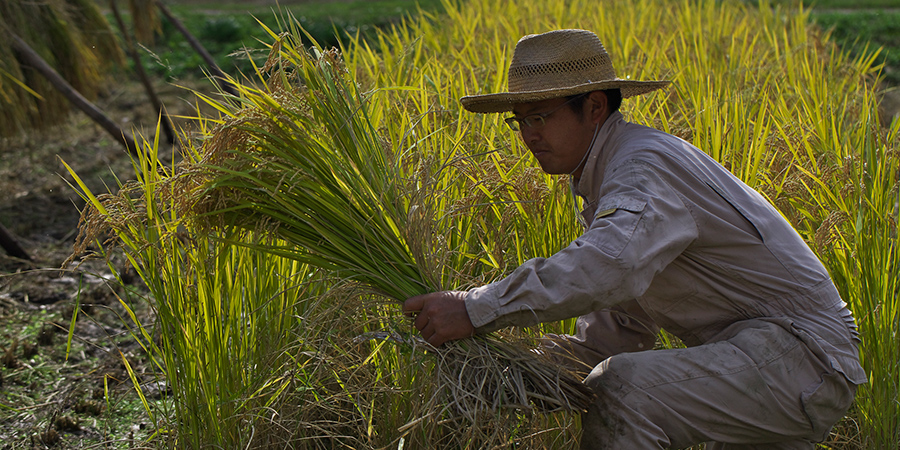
[460,79,671,114]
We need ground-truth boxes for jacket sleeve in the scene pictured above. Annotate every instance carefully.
[542,299,660,372]
[465,159,698,332]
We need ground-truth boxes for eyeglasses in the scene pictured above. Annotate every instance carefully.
[504,95,586,131]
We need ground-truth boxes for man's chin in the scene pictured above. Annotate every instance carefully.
[531,155,557,174]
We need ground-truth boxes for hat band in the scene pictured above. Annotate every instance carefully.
[509,53,615,81]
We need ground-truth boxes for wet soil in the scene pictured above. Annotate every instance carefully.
[0,76,219,449]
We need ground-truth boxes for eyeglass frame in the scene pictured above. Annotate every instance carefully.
[503,94,587,131]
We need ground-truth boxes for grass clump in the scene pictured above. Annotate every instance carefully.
[180,38,594,414]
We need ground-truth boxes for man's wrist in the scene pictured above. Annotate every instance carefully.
[464,284,501,329]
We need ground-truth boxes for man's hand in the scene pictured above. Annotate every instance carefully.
[402,290,475,347]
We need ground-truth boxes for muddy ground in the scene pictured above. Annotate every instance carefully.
[0,76,217,448]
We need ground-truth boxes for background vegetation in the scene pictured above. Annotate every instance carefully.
[795,1,900,86]
[0,0,125,136]
[127,1,900,86]
[121,0,447,80]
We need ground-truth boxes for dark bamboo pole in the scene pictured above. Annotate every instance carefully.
[0,221,30,260]
[109,0,176,144]
[8,32,141,156]
[154,0,239,98]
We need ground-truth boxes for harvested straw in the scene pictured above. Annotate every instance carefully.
[176,40,594,414]
[421,334,594,416]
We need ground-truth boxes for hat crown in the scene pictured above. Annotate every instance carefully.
[459,29,669,113]
[508,29,618,93]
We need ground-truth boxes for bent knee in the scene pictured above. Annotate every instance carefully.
[584,353,642,395]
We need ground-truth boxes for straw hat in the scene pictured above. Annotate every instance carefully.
[460,29,670,113]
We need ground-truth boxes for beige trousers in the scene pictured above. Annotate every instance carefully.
[579,319,856,449]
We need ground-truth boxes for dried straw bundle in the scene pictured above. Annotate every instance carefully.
[177,41,594,414]
[413,333,595,416]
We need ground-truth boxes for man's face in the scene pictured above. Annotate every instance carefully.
[510,96,599,179]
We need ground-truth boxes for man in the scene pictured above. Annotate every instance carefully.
[402,29,865,449]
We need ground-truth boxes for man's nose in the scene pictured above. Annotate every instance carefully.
[519,126,540,143]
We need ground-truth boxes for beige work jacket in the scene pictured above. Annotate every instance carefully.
[465,112,866,385]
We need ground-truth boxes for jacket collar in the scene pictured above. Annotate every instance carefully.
[571,111,625,217]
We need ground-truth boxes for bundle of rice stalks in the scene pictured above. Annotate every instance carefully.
[175,36,594,415]
[412,333,595,417]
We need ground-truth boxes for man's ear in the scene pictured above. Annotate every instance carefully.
[586,91,609,125]
[587,91,610,126]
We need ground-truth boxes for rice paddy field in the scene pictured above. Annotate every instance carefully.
[1,0,898,448]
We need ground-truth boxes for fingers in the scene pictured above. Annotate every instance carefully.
[419,321,441,347]
[419,319,449,347]
[402,290,475,347]
[402,294,426,317]
[413,308,429,331]
[407,305,440,345]
[404,292,444,345]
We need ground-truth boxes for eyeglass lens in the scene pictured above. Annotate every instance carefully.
[504,94,583,131]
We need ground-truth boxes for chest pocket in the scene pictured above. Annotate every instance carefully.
[584,196,647,257]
